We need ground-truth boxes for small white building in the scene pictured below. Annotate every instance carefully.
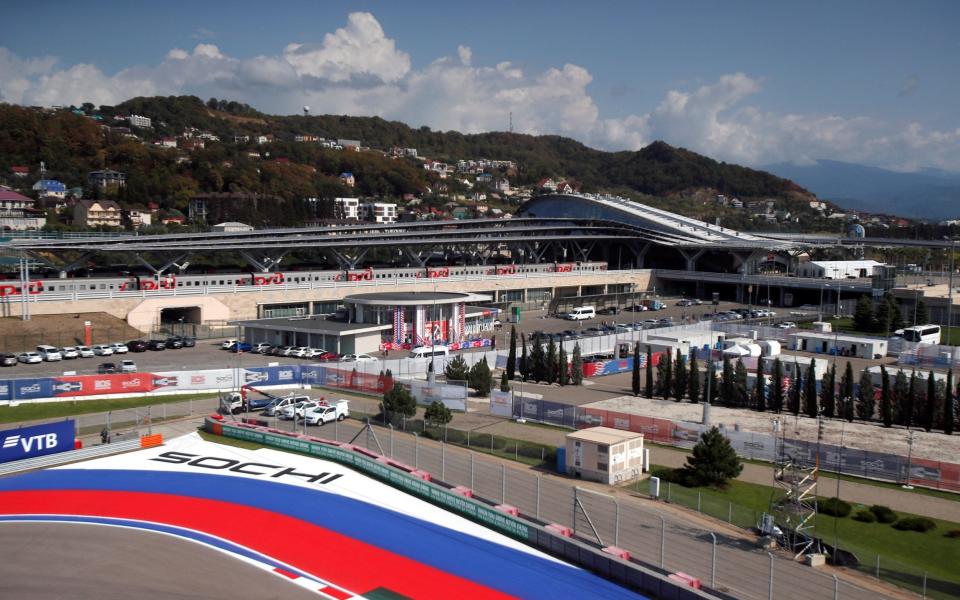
[211,222,254,233]
[334,197,360,220]
[761,355,829,381]
[129,114,152,128]
[797,260,883,279]
[361,202,397,224]
[789,331,888,359]
[566,427,645,485]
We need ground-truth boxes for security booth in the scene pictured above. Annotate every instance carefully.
[565,427,645,485]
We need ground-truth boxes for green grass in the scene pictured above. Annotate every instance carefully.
[198,429,265,450]
[648,466,960,596]
[0,392,218,424]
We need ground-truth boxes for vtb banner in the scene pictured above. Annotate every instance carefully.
[0,420,75,463]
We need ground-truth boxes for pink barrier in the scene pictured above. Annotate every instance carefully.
[411,470,431,481]
[452,486,474,498]
[603,546,630,560]
[546,524,572,537]
[495,504,519,516]
[669,572,701,589]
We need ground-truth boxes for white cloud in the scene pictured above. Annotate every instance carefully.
[0,12,957,172]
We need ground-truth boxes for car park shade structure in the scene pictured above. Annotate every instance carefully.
[0,434,646,599]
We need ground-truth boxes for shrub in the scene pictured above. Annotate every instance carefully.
[893,517,936,533]
[818,497,852,518]
[945,529,960,538]
[869,505,897,524]
[852,509,876,523]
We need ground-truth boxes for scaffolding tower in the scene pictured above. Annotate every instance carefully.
[770,418,820,559]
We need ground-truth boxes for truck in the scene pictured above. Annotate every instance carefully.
[303,399,350,426]
[220,385,302,415]
[643,299,665,311]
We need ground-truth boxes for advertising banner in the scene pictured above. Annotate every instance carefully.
[243,365,300,387]
[1,378,55,401]
[52,373,154,397]
[490,390,512,417]
[0,420,75,463]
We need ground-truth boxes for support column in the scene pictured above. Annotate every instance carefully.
[679,248,705,271]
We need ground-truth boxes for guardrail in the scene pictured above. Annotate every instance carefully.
[206,417,724,600]
[0,438,144,477]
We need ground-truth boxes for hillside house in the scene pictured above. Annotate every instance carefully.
[339,172,356,187]
[32,179,66,199]
[87,169,127,190]
[74,199,122,228]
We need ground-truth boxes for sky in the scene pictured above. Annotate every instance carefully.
[1,0,958,171]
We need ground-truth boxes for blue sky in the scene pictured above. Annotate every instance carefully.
[2,1,958,170]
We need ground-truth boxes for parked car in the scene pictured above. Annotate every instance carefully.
[281,400,321,421]
[119,359,137,373]
[36,345,62,361]
[253,343,273,354]
[0,353,17,367]
[274,346,295,356]
[229,342,253,353]
[126,340,148,352]
[303,400,350,426]
[625,304,648,312]
[676,299,693,307]
[97,362,117,374]
[179,337,196,348]
[221,339,238,349]
[109,342,129,354]
[318,350,339,361]
[597,306,620,315]
[290,346,310,358]
[147,339,167,351]
[165,337,184,349]
[340,353,377,362]
[304,348,327,359]
[18,352,42,364]
[76,346,94,358]
[92,344,113,356]
[60,347,80,359]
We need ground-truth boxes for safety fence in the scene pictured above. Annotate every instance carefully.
[208,417,721,600]
[225,416,885,600]
[510,398,960,494]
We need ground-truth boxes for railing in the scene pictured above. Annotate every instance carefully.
[0,438,142,476]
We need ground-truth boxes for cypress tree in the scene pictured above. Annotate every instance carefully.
[771,358,785,413]
[888,294,905,332]
[558,346,569,386]
[853,295,875,332]
[856,369,875,421]
[709,359,721,405]
[821,363,836,418]
[945,369,955,435]
[842,361,855,422]
[754,358,766,412]
[916,300,930,325]
[788,366,802,415]
[500,371,510,392]
[645,345,654,399]
[688,352,700,404]
[721,355,734,407]
[571,343,583,385]
[545,338,558,384]
[506,325,517,380]
[894,370,910,425]
[924,371,937,432]
[663,348,673,400]
[734,357,748,407]
[804,359,818,417]
[674,349,687,402]
[873,297,893,334]
[631,342,641,396]
[880,365,893,428]
[530,333,546,383]
[656,349,670,397]
[906,370,918,427]
[519,333,528,380]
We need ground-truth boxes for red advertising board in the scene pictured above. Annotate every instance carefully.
[52,373,155,397]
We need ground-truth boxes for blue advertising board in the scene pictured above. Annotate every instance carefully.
[243,365,300,387]
[0,377,55,401]
[0,420,76,463]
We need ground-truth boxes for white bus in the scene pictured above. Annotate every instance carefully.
[899,325,941,345]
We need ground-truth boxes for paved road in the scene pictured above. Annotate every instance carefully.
[0,522,319,600]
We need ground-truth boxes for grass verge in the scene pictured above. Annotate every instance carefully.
[647,466,960,596]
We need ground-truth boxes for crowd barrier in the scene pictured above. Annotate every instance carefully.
[205,418,722,600]
[512,398,960,493]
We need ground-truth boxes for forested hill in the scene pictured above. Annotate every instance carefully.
[0,95,820,230]
[114,96,805,198]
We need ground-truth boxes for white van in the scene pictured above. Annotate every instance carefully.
[36,345,62,361]
[409,345,450,359]
[566,306,596,321]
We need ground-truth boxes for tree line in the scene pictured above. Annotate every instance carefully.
[625,343,957,435]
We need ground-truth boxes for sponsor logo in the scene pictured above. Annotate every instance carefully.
[244,372,268,383]
[19,384,41,394]
[0,385,8,395]
[2,433,58,452]
[150,451,344,486]
[190,375,205,385]
[153,377,178,387]
[215,375,232,384]
[53,382,83,393]
[94,380,111,390]
[278,370,293,380]
[121,378,142,389]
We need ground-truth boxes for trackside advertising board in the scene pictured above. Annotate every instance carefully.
[0,420,75,463]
